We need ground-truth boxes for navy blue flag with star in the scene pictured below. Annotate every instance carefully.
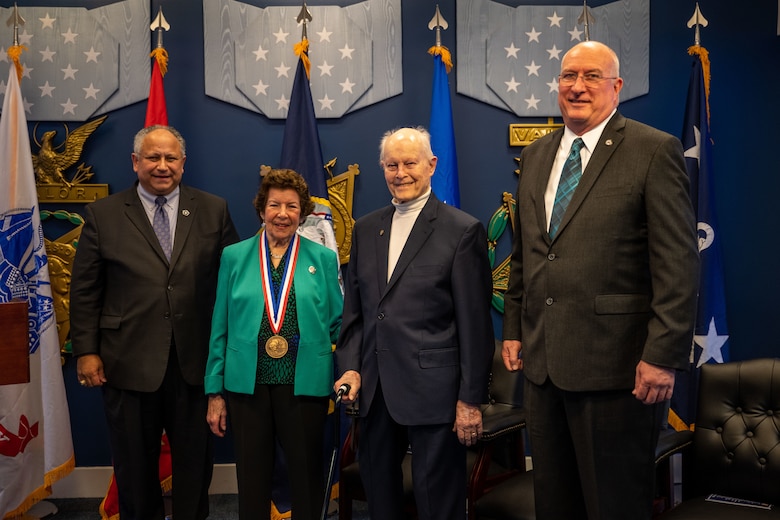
[279,42,338,256]
[669,46,730,431]
[276,40,343,517]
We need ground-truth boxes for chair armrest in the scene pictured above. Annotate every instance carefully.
[480,403,526,441]
[655,429,693,465]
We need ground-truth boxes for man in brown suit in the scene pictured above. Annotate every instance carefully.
[502,42,699,519]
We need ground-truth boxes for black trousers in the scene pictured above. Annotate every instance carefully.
[103,347,212,520]
[359,382,466,520]
[228,384,328,520]
[525,377,664,520]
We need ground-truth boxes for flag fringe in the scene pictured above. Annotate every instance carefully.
[271,501,292,520]
[687,45,710,125]
[293,39,311,80]
[428,45,453,73]
[150,47,169,77]
[2,454,75,519]
[7,45,27,83]
[667,408,696,432]
[311,195,333,211]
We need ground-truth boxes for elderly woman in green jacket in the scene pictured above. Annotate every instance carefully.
[205,168,343,520]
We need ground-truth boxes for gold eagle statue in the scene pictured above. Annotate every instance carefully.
[33,115,107,186]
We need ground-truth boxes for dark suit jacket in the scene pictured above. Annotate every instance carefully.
[335,193,494,425]
[503,112,699,391]
[70,183,239,392]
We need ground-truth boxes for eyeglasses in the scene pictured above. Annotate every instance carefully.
[558,72,617,87]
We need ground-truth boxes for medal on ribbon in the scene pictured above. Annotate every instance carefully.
[260,231,299,358]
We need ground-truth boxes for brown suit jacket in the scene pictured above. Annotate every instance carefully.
[503,112,699,391]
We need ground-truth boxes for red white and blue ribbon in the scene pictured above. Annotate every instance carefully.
[259,230,299,333]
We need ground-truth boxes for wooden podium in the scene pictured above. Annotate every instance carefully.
[0,301,30,385]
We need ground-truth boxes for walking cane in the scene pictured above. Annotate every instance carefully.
[321,383,350,520]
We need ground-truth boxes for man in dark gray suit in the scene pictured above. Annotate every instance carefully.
[502,41,699,519]
[70,125,239,520]
[334,127,494,520]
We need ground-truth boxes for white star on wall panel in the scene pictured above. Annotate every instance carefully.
[0,0,150,122]
[203,0,401,120]
[458,0,650,117]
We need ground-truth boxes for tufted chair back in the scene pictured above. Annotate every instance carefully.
[687,358,780,504]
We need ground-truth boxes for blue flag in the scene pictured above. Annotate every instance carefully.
[429,49,460,208]
[279,46,338,256]
[669,46,730,431]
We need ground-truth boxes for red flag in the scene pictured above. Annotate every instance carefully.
[144,49,169,127]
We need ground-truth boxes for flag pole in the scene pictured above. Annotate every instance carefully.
[427,6,460,207]
[145,7,170,127]
[669,3,729,432]
[5,3,26,82]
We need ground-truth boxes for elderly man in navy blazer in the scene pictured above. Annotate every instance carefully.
[70,125,239,520]
[502,41,699,519]
[334,126,494,520]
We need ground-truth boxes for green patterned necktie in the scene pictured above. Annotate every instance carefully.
[549,138,584,239]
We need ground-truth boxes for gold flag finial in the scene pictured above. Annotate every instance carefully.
[5,3,27,81]
[427,5,452,73]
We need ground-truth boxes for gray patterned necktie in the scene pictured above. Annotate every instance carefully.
[153,196,172,260]
[549,138,584,239]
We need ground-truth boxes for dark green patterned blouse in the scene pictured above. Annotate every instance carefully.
[257,251,299,385]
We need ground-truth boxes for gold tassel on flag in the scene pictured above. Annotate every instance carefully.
[688,45,711,124]
[428,45,453,73]
[150,47,169,77]
[293,38,312,80]
[7,45,26,83]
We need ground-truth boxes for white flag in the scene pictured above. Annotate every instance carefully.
[0,60,74,518]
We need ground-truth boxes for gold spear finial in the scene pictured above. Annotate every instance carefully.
[577,0,596,41]
[687,2,708,47]
[297,1,313,41]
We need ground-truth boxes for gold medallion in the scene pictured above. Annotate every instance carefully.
[265,335,289,359]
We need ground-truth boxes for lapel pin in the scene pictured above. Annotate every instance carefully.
[181,209,190,216]
[379,229,385,236]
[605,139,613,146]
[308,266,316,274]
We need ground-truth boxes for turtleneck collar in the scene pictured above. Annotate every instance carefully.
[392,188,431,214]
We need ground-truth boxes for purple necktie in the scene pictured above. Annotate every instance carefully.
[153,196,171,260]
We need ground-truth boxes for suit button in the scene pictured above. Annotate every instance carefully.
[377,313,385,320]
[164,312,170,319]
[547,253,556,261]
[545,297,554,306]
[167,285,173,291]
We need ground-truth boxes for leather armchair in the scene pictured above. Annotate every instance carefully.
[658,358,780,518]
